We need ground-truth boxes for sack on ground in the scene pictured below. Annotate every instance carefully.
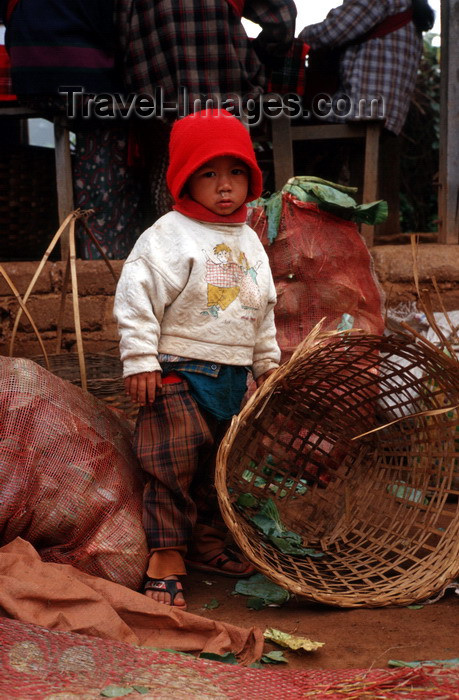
[0,356,148,589]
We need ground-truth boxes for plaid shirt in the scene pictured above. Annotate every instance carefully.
[115,0,297,109]
[299,0,423,134]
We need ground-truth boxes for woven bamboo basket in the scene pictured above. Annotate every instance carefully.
[216,330,459,607]
[30,353,137,420]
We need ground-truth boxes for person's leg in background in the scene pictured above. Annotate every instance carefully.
[74,119,149,259]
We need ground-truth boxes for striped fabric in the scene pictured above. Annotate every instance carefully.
[158,355,220,376]
[0,45,15,100]
[299,0,423,134]
[267,38,309,97]
[2,0,120,94]
[134,382,229,550]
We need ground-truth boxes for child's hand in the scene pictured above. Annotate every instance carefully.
[125,371,162,406]
[255,368,277,388]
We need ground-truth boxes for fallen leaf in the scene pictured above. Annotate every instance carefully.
[235,573,289,606]
[203,598,220,610]
[263,627,324,652]
[389,658,459,668]
[200,652,239,665]
[100,686,133,697]
[261,650,288,664]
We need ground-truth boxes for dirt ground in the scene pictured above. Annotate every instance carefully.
[185,571,459,670]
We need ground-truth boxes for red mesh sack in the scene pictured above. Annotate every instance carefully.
[0,356,148,589]
[248,194,385,361]
[247,194,384,480]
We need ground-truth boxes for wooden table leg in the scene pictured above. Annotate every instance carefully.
[271,115,294,192]
[361,122,381,246]
[53,117,74,260]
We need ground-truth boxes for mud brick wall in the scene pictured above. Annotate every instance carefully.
[371,244,459,310]
[0,260,124,358]
[1,245,458,359]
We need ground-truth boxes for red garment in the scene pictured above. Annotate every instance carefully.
[166,108,263,224]
[5,0,20,22]
[225,0,245,17]
[0,0,18,101]
[365,8,413,40]
[0,46,16,100]
[173,197,249,224]
[162,372,183,385]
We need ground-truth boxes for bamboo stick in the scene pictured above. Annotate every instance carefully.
[80,218,119,284]
[68,218,87,391]
[0,264,49,368]
[55,256,71,355]
[9,212,74,356]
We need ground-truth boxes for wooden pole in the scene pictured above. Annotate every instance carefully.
[438,0,459,243]
[53,117,74,259]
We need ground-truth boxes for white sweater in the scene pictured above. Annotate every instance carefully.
[114,211,281,379]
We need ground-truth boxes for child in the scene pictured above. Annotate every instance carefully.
[114,109,280,609]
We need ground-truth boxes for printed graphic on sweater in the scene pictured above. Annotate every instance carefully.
[201,243,261,318]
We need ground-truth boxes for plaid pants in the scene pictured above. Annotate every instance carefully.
[134,381,230,551]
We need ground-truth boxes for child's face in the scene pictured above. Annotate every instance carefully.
[187,156,249,216]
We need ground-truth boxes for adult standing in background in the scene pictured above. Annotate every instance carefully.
[2,0,299,257]
[298,0,435,235]
[1,0,148,260]
[116,0,298,110]
[299,0,435,135]
[115,0,299,218]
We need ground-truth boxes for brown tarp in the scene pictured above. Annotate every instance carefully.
[0,538,264,665]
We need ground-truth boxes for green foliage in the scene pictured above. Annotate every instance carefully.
[235,572,290,607]
[250,498,325,558]
[261,651,288,664]
[200,652,239,664]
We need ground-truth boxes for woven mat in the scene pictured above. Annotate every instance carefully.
[1,619,459,700]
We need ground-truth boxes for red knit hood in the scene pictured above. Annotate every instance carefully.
[167,109,263,224]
